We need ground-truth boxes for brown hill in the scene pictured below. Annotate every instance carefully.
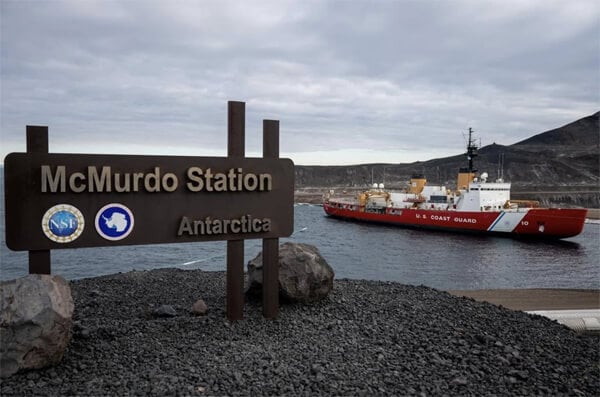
[295,112,600,207]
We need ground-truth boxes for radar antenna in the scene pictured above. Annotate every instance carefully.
[465,127,478,173]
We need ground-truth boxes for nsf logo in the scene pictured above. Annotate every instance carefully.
[42,204,85,243]
[95,203,134,241]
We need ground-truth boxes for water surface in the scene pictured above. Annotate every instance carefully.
[2,201,598,290]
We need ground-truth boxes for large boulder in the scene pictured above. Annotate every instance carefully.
[0,274,74,378]
[247,242,334,303]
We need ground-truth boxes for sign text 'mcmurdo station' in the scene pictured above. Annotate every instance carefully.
[41,166,273,193]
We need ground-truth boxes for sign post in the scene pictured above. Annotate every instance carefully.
[262,120,280,319]
[26,125,51,275]
[3,101,294,321]
[226,101,245,321]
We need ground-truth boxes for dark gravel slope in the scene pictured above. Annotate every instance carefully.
[1,268,598,396]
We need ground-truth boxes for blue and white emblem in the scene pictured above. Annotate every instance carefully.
[95,203,134,241]
[42,204,85,243]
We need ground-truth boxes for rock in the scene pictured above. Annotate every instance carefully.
[0,274,74,378]
[1,268,598,395]
[508,369,529,380]
[153,305,177,317]
[452,376,468,386]
[72,321,91,339]
[191,299,208,316]
[247,242,334,303]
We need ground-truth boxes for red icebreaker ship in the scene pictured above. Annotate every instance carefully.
[323,129,587,239]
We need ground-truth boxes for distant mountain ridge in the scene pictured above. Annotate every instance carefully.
[515,111,599,147]
[295,112,600,207]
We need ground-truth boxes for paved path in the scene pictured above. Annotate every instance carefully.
[447,289,600,311]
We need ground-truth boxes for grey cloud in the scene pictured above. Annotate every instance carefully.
[1,0,598,164]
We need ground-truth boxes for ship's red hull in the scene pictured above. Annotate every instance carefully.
[323,201,587,239]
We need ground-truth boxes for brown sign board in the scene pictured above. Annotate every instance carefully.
[4,152,294,251]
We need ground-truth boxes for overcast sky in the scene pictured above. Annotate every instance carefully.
[1,0,598,165]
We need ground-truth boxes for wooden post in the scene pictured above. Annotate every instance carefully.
[26,125,51,275]
[226,101,245,321]
[262,120,280,318]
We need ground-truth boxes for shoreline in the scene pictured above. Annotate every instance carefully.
[1,268,598,396]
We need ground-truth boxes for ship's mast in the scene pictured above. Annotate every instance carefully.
[465,127,478,173]
[457,127,479,190]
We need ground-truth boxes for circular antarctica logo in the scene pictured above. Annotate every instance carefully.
[42,204,85,243]
[95,203,134,241]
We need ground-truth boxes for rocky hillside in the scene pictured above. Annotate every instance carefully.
[295,112,600,208]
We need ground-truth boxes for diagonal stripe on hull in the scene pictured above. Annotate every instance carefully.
[488,211,527,232]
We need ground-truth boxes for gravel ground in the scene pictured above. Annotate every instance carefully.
[1,268,598,396]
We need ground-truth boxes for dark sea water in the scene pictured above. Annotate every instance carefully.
[1,184,599,289]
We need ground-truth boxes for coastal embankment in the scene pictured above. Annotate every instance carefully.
[586,208,600,219]
[1,268,597,396]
